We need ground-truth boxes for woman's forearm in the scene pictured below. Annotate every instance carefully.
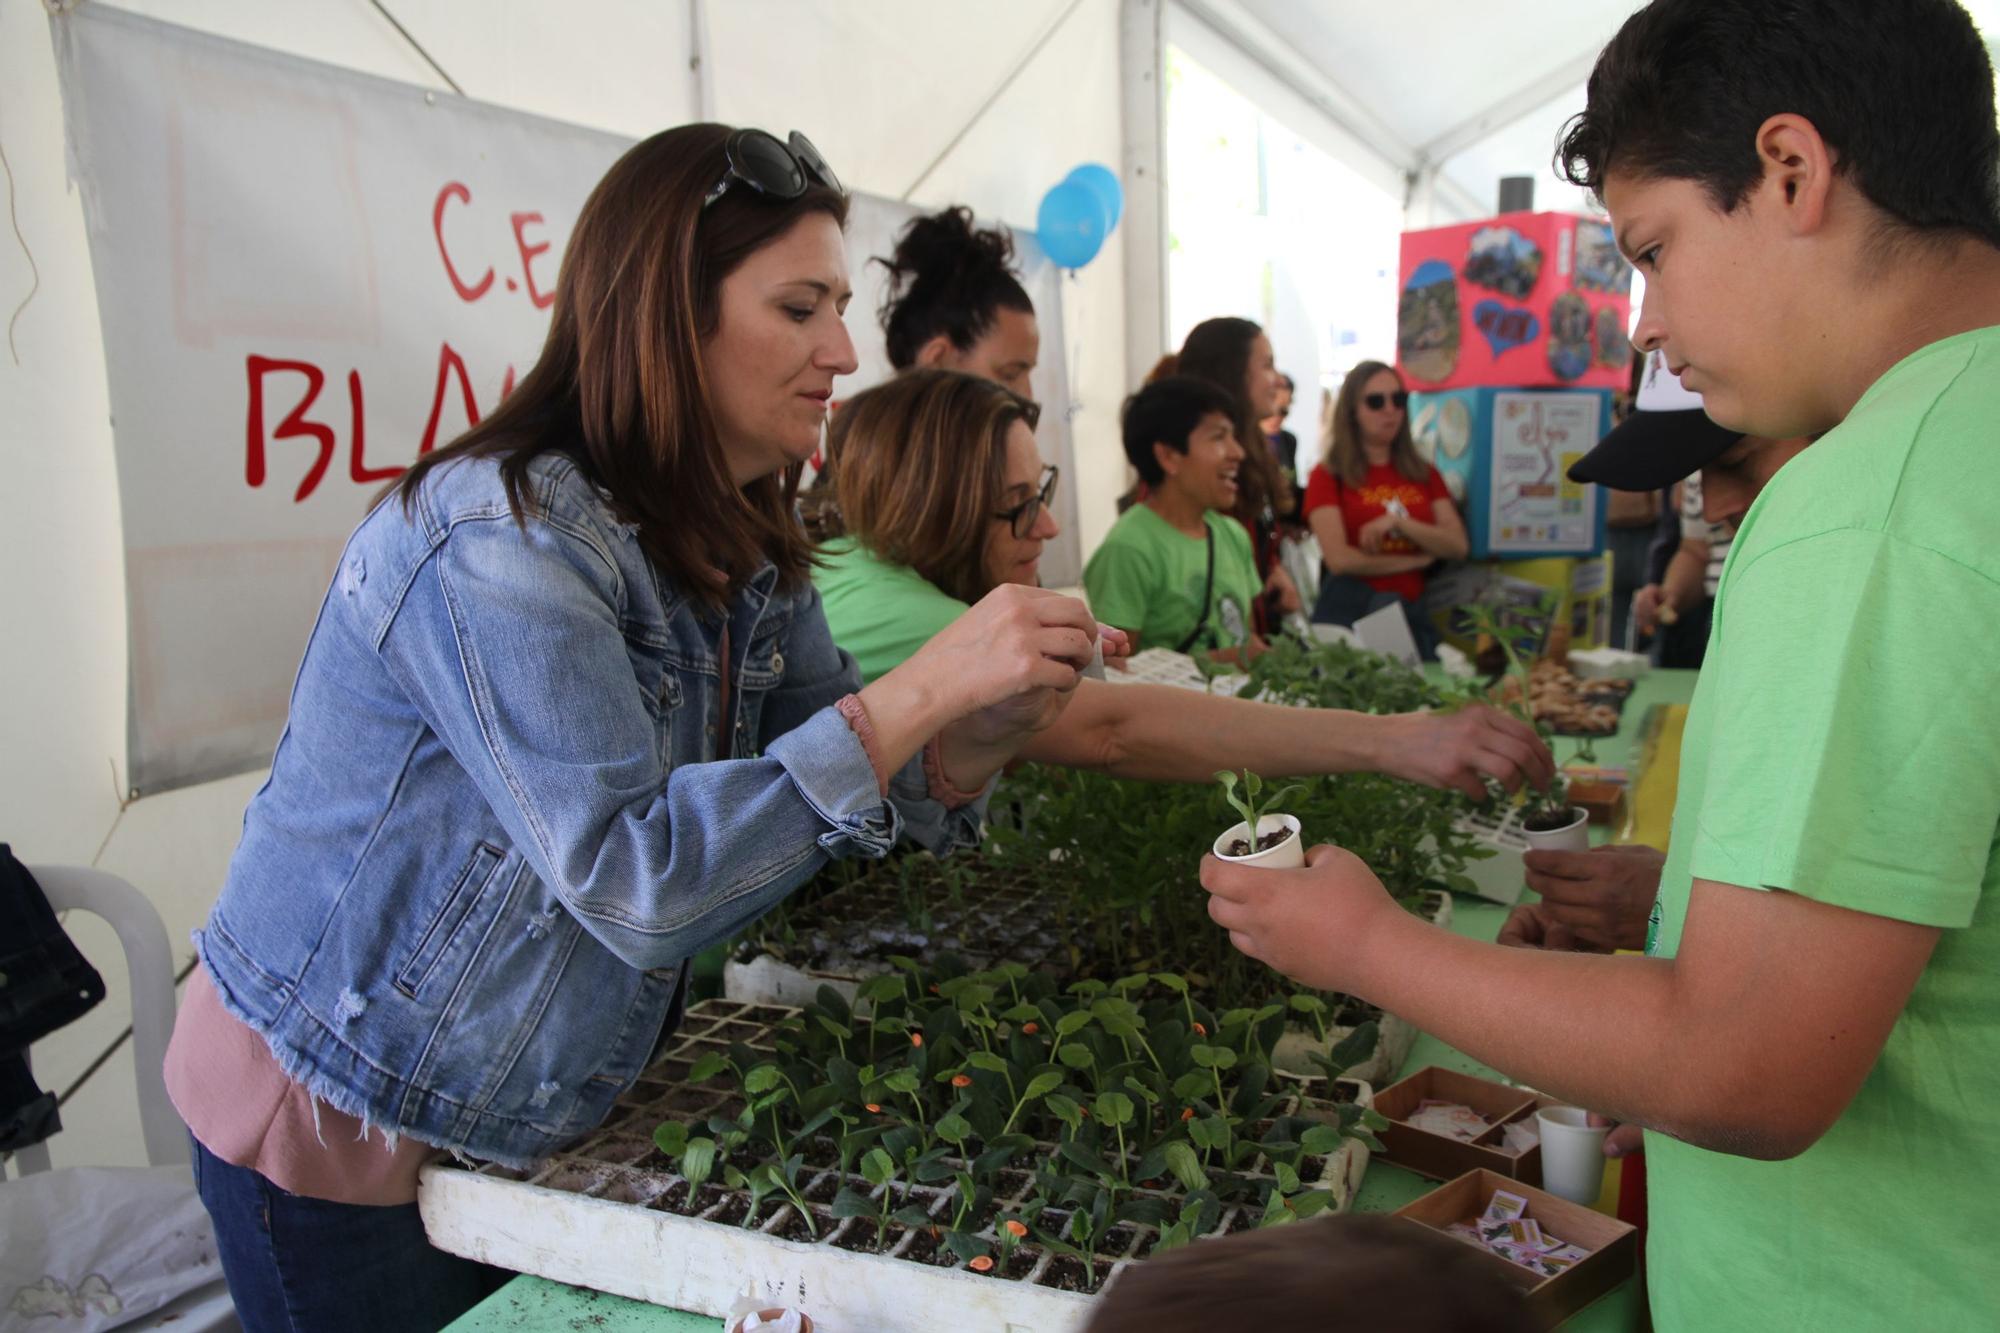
[1392,515,1467,560]
[1017,680,1390,782]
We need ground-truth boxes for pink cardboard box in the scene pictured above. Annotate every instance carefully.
[1398,212,1633,392]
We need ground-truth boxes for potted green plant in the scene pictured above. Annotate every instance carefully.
[1212,769,1305,869]
[1460,597,1588,849]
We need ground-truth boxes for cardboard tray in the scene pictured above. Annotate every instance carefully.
[1371,1066,1543,1185]
[1394,1168,1638,1326]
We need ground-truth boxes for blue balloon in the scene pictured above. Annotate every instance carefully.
[1063,163,1123,232]
[1038,180,1109,270]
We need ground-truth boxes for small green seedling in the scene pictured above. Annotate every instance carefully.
[1214,769,1302,854]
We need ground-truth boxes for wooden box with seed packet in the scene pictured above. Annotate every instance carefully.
[1372,1066,1548,1185]
[1395,1169,1638,1325]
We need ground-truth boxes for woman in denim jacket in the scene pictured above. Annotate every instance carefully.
[163,124,1108,1332]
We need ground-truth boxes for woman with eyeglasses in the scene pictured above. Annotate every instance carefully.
[161,125,1101,1332]
[814,369,1551,798]
[1304,360,1468,657]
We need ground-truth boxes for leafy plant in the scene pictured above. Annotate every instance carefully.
[1457,595,1573,824]
[1213,769,1303,849]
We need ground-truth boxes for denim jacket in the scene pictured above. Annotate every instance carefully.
[198,453,982,1166]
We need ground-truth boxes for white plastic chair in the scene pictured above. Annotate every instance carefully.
[9,864,186,1175]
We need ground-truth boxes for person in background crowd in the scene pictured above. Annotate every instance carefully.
[1151,318,1302,630]
[162,124,1099,1332]
[1088,376,1269,660]
[1202,0,2000,1324]
[1262,371,1305,519]
[1303,359,1466,659]
[875,204,1037,396]
[815,368,1552,796]
[1605,351,1664,648]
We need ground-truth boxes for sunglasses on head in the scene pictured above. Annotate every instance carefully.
[703,129,842,209]
[994,464,1060,540]
[1364,390,1410,411]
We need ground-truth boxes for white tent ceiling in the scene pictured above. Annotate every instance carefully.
[1184,0,2000,222]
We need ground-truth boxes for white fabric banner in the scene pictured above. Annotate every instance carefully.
[53,7,1074,796]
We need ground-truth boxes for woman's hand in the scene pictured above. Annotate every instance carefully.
[1356,512,1398,553]
[1264,563,1303,615]
[1371,704,1555,799]
[1200,843,1397,992]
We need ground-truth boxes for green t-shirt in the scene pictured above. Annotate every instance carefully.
[813,536,970,685]
[1082,505,1259,653]
[1642,326,2000,1329]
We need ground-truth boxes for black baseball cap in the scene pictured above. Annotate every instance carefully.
[1567,350,1742,490]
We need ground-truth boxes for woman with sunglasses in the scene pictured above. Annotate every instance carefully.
[815,369,1551,797]
[162,125,1100,1332]
[1304,360,1467,657]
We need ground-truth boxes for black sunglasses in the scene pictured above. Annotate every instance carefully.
[1363,391,1410,411]
[703,129,842,209]
[994,465,1060,540]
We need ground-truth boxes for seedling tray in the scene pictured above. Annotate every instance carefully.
[1371,1066,1545,1185]
[1395,1169,1637,1325]
[421,1000,1375,1331]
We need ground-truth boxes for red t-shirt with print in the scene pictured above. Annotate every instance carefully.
[1302,460,1453,603]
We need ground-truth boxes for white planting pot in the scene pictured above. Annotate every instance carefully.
[1212,815,1305,869]
[1520,809,1590,853]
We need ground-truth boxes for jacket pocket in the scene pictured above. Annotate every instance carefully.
[395,842,505,999]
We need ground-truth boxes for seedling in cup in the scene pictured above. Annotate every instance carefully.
[1213,769,1305,868]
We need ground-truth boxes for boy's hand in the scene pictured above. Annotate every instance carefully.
[1200,843,1395,991]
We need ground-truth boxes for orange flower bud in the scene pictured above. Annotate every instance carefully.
[1004,1220,1028,1238]
[911,1033,924,1047]
[1180,1107,1195,1121]
[1193,1022,1207,1036]
[952,1074,973,1088]
[1022,1022,1040,1035]
[969,1255,995,1272]
[865,1103,882,1113]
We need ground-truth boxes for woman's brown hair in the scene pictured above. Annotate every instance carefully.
[1324,358,1428,489]
[1156,317,1283,529]
[389,123,848,608]
[826,369,1040,605]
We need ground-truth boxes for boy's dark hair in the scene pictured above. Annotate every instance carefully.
[1557,0,2000,249]
[1121,375,1239,487]
[877,206,1035,369]
[1084,1214,1543,1333]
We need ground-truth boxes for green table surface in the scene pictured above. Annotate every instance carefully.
[448,670,1700,1332]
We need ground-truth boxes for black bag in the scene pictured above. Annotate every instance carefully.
[0,845,107,1152]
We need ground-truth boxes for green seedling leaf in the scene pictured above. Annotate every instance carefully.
[681,1137,717,1192]
[1093,1091,1135,1128]
[686,1052,728,1084]
[1055,1012,1093,1038]
[1022,1071,1063,1101]
[860,1148,896,1188]
[1299,1125,1344,1156]
[1163,1141,1208,1192]
[1327,1020,1380,1072]
[966,1051,1010,1074]
[830,1187,875,1220]
[743,1064,782,1095]
[652,1122,688,1158]
[935,1113,972,1145]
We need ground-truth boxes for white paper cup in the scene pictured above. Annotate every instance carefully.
[1521,808,1590,853]
[1535,1105,1610,1204]
[1213,815,1304,869]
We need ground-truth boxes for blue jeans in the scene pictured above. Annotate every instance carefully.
[1311,572,1441,661]
[191,1134,507,1332]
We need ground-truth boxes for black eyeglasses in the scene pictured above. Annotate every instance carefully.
[994,465,1060,539]
[1364,391,1410,411]
[703,129,842,209]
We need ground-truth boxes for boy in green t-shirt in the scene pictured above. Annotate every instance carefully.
[1084,376,1263,656]
[1198,3,2000,1327]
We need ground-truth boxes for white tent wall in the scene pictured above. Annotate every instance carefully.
[1,0,1127,1170]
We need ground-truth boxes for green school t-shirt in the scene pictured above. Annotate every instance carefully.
[1642,326,2000,1329]
[1082,505,1259,653]
[812,536,970,685]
